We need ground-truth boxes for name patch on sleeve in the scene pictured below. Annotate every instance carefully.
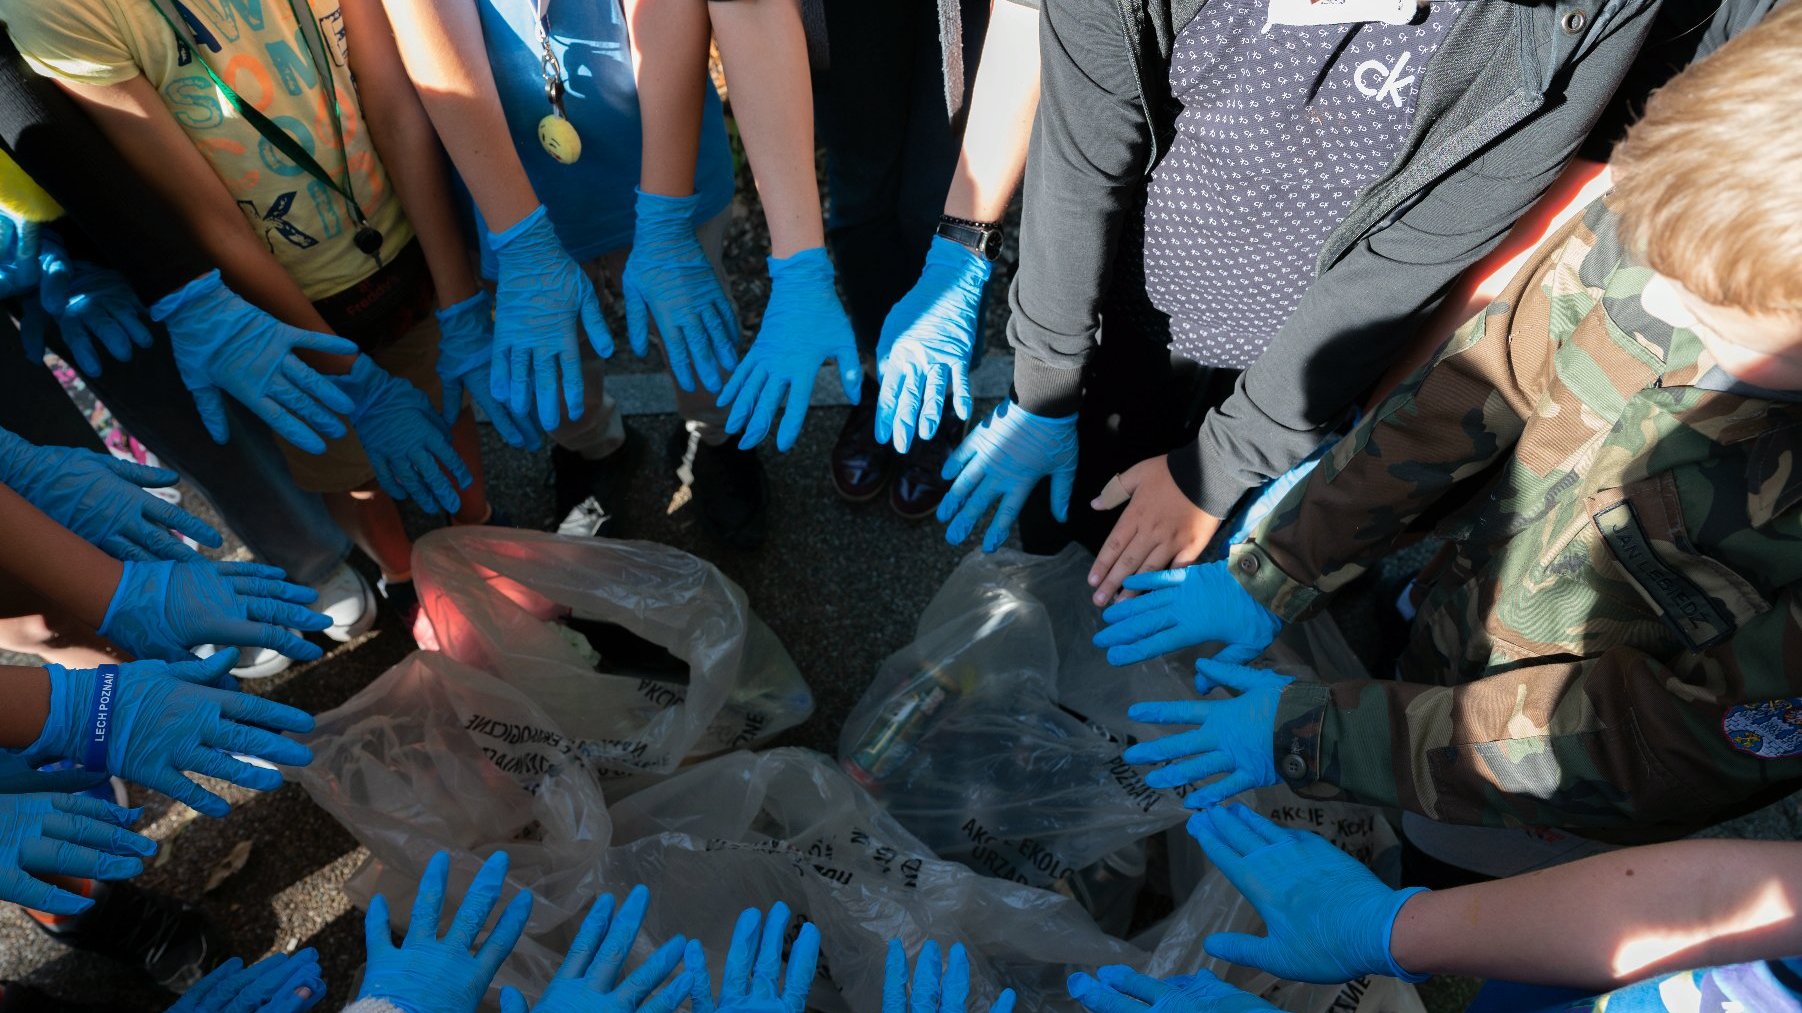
[1724,698,1802,759]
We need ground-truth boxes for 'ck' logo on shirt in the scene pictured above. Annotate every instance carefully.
[1353,50,1415,107]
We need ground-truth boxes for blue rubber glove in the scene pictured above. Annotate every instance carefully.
[360,850,535,1013]
[623,189,741,395]
[874,236,989,453]
[331,355,473,516]
[718,248,861,452]
[883,939,1017,1013]
[435,289,541,451]
[1093,562,1283,667]
[937,399,1077,552]
[0,792,156,915]
[168,950,327,1013]
[29,231,154,375]
[1188,804,1427,984]
[99,558,332,663]
[1067,967,1278,1013]
[0,426,222,562]
[488,205,612,431]
[0,213,41,300]
[24,652,316,817]
[0,752,108,795]
[499,885,689,1013]
[151,270,360,455]
[1122,658,1292,808]
[686,902,821,1013]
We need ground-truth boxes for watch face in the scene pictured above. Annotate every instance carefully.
[980,229,1002,260]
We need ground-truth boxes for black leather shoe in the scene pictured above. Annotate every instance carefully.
[890,415,964,521]
[668,426,768,550]
[37,882,226,993]
[830,381,896,502]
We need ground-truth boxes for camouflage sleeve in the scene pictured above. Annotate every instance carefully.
[1273,583,1802,837]
[1225,217,1587,622]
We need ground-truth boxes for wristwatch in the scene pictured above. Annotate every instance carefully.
[936,214,1004,261]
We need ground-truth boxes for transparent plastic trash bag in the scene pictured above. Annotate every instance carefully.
[413,526,813,775]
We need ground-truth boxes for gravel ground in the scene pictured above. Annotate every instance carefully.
[4,153,1798,1013]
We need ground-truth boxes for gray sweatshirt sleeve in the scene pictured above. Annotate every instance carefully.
[1168,0,1667,516]
[1005,0,1152,417]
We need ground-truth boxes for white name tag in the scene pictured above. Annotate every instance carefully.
[1265,0,1420,30]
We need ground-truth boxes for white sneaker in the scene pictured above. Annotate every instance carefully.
[196,643,291,680]
[314,562,377,642]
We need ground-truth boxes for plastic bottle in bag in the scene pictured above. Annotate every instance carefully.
[840,660,966,790]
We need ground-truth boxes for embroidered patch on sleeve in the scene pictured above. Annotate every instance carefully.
[1723,698,1802,759]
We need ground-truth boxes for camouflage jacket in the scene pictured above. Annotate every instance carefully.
[1228,198,1802,839]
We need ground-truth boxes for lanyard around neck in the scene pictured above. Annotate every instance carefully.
[146,0,384,261]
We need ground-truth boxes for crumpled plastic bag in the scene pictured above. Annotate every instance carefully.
[413,527,813,775]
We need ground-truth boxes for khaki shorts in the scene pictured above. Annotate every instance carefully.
[278,312,444,494]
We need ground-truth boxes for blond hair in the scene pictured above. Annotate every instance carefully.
[1611,1,1802,314]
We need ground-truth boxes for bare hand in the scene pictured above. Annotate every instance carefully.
[1088,456,1220,607]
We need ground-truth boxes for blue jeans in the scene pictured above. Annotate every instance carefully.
[0,314,350,585]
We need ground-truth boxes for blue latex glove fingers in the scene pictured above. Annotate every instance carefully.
[0,756,106,795]
[161,650,242,689]
[500,987,529,1013]
[720,905,764,1001]
[623,285,654,361]
[190,387,236,446]
[1144,750,1236,791]
[579,276,613,361]
[271,364,354,440]
[684,938,717,1013]
[752,901,793,994]
[939,461,999,547]
[917,364,952,445]
[1097,967,1171,1007]
[783,922,821,1012]
[703,301,742,384]
[720,363,774,447]
[775,360,826,454]
[875,360,914,453]
[1066,971,1149,1013]
[467,377,543,452]
[208,718,314,770]
[642,970,695,1013]
[103,456,223,556]
[554,891,618,981]
[589,883,651,987]
[176,956,247,1010]
[616,936,688,1007]
[443,848,510,949]
[909,940,942,1013]
[992,989,1018,1013]
[182,747,283,798]
[982,485,1034,554]
[882,939,908,1013]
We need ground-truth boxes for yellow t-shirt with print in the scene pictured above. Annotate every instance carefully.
[2,0,413,300]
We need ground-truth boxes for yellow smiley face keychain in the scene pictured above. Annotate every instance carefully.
[538,113,582,165]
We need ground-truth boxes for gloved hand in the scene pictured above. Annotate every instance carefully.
[874,236,989,453]
[936,399,1077,552]
[24,652,315,817]
[1121,658,1292,808]
[30,231,155,375]
[435,289,541,451]
[499,885,689,1013]
[1188,805,1427,984]
[98,558,332,663]
[0,792,156,915]
[1093,561,1283,667]
[686,902,820,1013]
[0,752,108,795]
[883,939,1017,1013]
[717,248,860,452]
[331,355,473,515]
[0,426,222,562]
[622,188,741,395]
[167,949,326,1013]
[489,204,612,431]
[151,270,361,455]
[360,849,535,1013]
[0,213,41,300]
[1067,966,1278,1013]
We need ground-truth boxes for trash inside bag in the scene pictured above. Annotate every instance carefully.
[838,548,1193,924]
[412,527,813,775]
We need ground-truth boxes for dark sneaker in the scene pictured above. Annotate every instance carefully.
[36,883,225,993]
[550,429,640,537]
[667,425,768,550]
[830,380,896,502]
[0,981,114,1012]
[890,416,965,521]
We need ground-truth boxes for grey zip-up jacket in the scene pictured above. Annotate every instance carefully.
[1007,0,1776,516]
